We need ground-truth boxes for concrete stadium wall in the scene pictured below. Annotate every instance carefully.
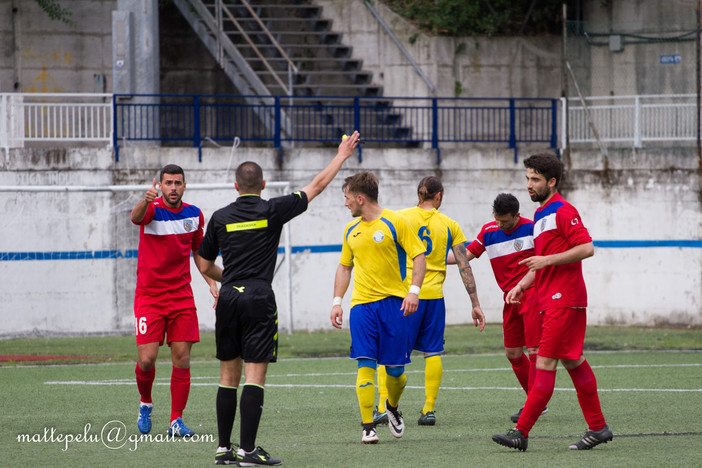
[1,144,700,337]
[2,0,696,97]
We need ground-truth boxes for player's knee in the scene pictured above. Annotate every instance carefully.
[386,366,404,378]
[138,356,156,370]
[505,347,523,360]
[357,358,377,369]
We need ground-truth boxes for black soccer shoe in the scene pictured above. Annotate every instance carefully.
[568,425,613,450]
[510,405,548,423]
[236,446,282,466]
[492,428,528,452]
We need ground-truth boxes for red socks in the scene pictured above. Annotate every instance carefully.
[528,353,538,393]
[508,354,531,394]
[135,363,155,404]
[516,368,556,437]
[567,360,606,431]
[170,366,191,422]
[137,364,193,423]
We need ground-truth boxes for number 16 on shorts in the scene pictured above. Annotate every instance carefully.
[136,316,148,335]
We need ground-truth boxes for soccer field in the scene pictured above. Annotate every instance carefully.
[2,343,701,467]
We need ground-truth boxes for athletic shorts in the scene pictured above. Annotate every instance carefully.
[349,296,410,366]
[406,298,445,354]
[134,293,200,346]
[538,307,587,360]
[502,287,542,349]
[215,280,278,363]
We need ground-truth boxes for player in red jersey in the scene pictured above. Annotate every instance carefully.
[130,164,220,437]
[453,193,544,422]
[492,153,612,452]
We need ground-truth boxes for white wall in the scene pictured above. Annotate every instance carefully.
[1,144,700,337]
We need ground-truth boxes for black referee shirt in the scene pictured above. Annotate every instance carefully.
[198,192,308,285]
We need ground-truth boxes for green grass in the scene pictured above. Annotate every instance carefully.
[1,324,700,365]
[1,326,701,467]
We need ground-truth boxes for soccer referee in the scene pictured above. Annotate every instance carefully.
[197,131,360,466]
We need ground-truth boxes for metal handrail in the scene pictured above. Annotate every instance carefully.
[220,3,294,95]
[238,0,298,75]
[111,94,558,163]
[562,93,697,149]
[363,0,435,94]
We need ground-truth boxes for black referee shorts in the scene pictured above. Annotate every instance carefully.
[215,279,279,363]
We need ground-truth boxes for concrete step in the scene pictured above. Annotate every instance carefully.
[256,70,373,86]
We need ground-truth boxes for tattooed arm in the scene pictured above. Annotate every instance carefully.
[451,242,485,332]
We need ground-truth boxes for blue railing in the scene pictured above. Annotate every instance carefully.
[113,94,558,163]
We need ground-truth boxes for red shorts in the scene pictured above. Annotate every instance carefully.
[502,287,542,349]
[538,307,586,360]
[134,293,200,346]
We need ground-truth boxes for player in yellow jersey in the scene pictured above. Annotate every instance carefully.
[374,176,485,427]
[330,171,427,444]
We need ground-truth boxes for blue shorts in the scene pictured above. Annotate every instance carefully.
[349,296,411,366]
[406,298,445,354]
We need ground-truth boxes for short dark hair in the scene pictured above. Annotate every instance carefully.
[235,161,264,193]
[160,164,185,182]
[342,171,379,202]
[492,193,519,216]
[417,176,444,203]
[523,153,563,187]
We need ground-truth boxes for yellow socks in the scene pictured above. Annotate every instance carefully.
[376,365,388,412]
[385,369,406,408]
[422,354,443,413]
[356,366,376,424]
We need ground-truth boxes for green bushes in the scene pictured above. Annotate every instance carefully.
[381,0,564,36]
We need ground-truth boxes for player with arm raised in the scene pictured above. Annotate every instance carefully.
[492,153,612,452]
[131,164,219,438]
[330,171,426,444]
[197,132,360,466]
[375,176,484,428]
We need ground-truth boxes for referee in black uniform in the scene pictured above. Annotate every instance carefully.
[198,131,360,466]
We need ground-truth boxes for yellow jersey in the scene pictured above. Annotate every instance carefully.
[397,206,468,299]
[340,208,426,307]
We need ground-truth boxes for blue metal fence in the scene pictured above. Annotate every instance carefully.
[113,94,558,162]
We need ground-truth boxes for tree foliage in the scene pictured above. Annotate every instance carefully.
[381,0,564,36]
[34,0,74,26]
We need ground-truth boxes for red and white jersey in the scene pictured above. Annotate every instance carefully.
[532,192,592,311]
[132,197,204,297]
[467,217,534,292]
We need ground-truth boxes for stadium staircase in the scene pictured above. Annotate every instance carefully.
[172,0,417,145]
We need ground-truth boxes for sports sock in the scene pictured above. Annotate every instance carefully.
[528,353,538,393]
[216,386,237,449]
[422,354,442,413]
[376,365,388,412]
[515,368,556,437]
[356,366,376,424]
[170,366,191,422]
[384,367,406,408]
[135,363,155,404]
[567,360,607,431]
[239,384,264,453]
[508,353,530,394]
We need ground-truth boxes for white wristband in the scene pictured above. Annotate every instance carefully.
[332,296,342,306]
[409,285,421,295]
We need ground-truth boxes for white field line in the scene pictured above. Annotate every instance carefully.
[5,349,701,369]
[44,362,702,392]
